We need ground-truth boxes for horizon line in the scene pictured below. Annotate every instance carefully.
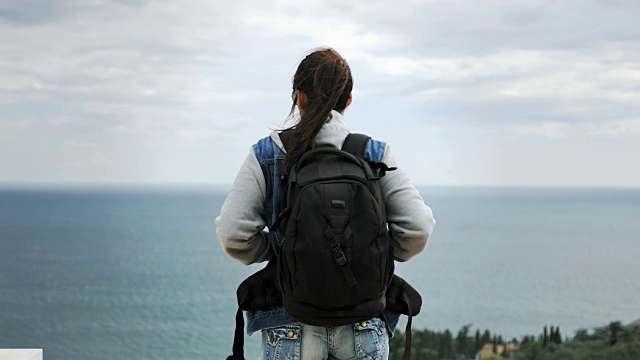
[1,182,639,191]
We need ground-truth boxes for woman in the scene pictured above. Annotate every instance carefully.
[216,47,435,360]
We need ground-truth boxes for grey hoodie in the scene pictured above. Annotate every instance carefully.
[215,110,436,265]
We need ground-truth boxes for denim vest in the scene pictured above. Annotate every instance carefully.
[246,134,400,334]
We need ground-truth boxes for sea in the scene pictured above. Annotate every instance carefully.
[1,186,639,359]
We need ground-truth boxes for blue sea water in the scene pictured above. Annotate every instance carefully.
[1,186,639,359]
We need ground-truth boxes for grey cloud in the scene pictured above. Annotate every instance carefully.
[341,0,640,57]
[331,1,640,131]
[1,0,639,186]
[0,0,249,131]
[0,0,70,25]
[0,0,146,25]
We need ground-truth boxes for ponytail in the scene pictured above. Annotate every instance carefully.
[283,48,353,174]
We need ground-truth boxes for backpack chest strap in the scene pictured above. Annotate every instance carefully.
[323,225,358,287]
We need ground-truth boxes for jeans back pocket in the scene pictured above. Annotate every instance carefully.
[262,324,302,360]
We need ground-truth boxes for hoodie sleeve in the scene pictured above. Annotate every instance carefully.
[379,145,436,262]
[215,148,274,265]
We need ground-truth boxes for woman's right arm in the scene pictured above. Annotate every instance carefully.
[379,144,436,262]
[215,149,274,265]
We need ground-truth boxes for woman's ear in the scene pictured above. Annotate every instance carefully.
[345,92,353,108]
[296,90,307,109]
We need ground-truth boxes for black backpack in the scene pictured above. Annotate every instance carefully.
[227,133,422,360]
[272,132,395,325]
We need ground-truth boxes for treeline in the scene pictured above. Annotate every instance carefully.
[389,320,640,360]
[388,323,520,360]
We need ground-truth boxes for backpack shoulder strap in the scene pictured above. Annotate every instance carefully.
[344,133,397,178]
[341,133,370,158]
[227,260,280,360]
[385,274,422,360]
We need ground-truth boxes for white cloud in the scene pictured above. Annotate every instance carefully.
[0,116,74,132]
[363,49,640,104]
[0,119,35,131]
[0,75,34,91]
[508,119,640,139]
[61,153,111,169]
[67,140,97,148]
[510,122,572,139]
[587,119,640,137]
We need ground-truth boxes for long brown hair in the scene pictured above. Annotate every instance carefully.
[283,48,353,174]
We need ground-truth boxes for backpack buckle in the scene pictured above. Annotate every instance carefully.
[332,248,347,266]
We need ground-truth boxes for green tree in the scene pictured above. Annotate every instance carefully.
[609,321,623,345]
[555,326,562,345]
[501,342,509,358]
[439,329,453,360]
[482,329,492,346]
[455,324,472,357]
[481,355,503,360]
[520,342,544,360]
[520,335,534,345]
[574,329,590,342]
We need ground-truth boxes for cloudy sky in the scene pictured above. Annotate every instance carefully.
[1,0,639,188]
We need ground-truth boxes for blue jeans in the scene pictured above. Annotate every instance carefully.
[260,317,389,360]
